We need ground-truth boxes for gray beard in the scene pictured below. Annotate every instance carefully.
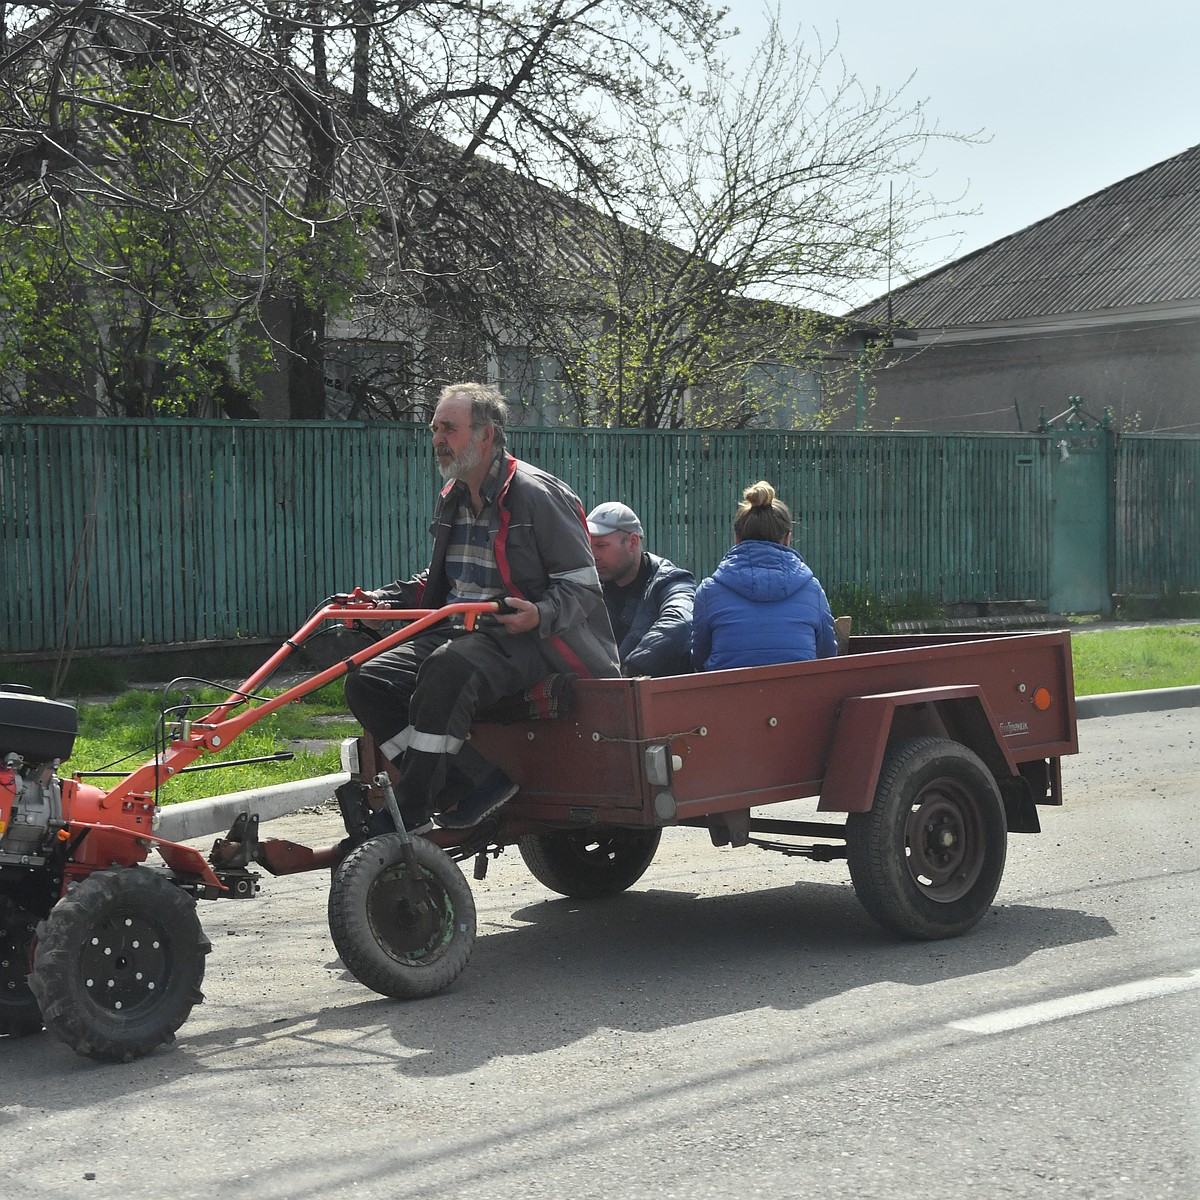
[437,437,486,481]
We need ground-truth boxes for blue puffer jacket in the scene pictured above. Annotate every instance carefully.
[691,540,837,671]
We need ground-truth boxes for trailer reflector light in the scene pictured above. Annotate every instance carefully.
[644,744,671,786]
[1032,687,1052,711]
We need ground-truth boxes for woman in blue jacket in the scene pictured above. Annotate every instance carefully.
[692,480,837,671]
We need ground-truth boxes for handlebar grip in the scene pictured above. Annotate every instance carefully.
[332,587,377,605]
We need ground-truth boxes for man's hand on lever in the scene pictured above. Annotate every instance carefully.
[495,595,540,633]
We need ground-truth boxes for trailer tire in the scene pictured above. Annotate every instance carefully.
[0,896,43,1038]
[846,737,1007,940]
[517,828,661,898]
[29,869,210,1062]
[328,834,475,999]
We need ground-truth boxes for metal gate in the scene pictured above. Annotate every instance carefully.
[1041,400,1114,615]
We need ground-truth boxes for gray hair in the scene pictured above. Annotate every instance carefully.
[438,382,509,451]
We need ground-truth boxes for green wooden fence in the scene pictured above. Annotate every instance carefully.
[1,420,1196,655]
[1115,434,1200,597]
[522,427,1054,612]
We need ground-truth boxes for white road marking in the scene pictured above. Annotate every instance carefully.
[950,968,1200,1034]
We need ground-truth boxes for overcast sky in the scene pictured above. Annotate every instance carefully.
[721,1,1200,303]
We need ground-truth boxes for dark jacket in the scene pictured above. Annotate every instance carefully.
[691,540,837,671]
[605,553,696,677]
[374,453,620,679]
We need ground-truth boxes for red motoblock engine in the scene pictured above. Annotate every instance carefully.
[0,685,77,863]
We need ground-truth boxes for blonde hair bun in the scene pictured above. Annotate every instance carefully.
[743,480,776,508]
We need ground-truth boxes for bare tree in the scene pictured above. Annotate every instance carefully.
[282,0,727,413]
[545,14,977,428]
[1,3,969,426]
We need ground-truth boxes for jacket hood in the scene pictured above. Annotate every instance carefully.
[710,540,816,602]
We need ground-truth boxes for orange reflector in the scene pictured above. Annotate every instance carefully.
[1032,687,1052,711]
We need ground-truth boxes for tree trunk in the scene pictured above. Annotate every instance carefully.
[288,293,327,419]
[284,76,338,420]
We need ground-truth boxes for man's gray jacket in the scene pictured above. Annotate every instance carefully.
[373,453,620,680]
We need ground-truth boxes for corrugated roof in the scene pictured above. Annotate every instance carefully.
[854,143,1200,327]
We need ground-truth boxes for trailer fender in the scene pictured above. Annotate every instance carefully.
[818,686,1019,815]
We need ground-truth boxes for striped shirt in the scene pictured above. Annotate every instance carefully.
[445,454,506,603]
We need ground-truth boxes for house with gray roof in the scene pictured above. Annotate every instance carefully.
[849,144,1200,434]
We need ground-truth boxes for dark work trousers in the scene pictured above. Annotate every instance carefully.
[344,625,549,819]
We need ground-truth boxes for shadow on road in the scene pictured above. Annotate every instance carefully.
[160,878,1112,1074]
[0,873,1114,1093]
[380,880,1113,1075]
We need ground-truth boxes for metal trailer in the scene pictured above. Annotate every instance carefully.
[327,622,1077,1011]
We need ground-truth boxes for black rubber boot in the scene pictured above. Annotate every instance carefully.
[335,780,372,843]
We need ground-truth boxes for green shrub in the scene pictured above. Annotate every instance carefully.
[826,585,887,633]
[2,658,128,697]
[825,585,945,634]
[1115,590,1200,620]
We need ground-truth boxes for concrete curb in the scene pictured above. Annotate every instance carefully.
[1075,685,1200,720]
[156,772,346,843]
[154,687,1200,843]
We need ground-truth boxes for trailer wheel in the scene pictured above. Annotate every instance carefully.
[517,828,661,898]
[0,896,43,1038]
[328,834,475,999]
[846,737,1007,940]
[29,869,211,1062]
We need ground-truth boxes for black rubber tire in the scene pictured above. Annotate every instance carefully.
[517,827,662,899]
[328,834,476,999]
[846,737,1008,940]
[28,869,211,1063]
[0,895,43,1038]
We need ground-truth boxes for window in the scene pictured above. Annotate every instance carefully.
[498,348,568,426]
[325,340,416,420]
[744,362,822,429]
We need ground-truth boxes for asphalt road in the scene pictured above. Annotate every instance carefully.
[3,707,1198,1200]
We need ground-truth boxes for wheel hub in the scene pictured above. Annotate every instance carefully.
[905,784,985,901]
[367,867,452,965]
[78,914,169,1013]
[0,899,43,1036]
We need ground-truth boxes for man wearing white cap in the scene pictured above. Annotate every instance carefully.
[586,502,695,677]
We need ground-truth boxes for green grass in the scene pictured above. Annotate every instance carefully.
[65,679,357,805]
[1071,624,1200,695]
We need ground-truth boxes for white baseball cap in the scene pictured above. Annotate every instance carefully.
[586,502,643,537]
